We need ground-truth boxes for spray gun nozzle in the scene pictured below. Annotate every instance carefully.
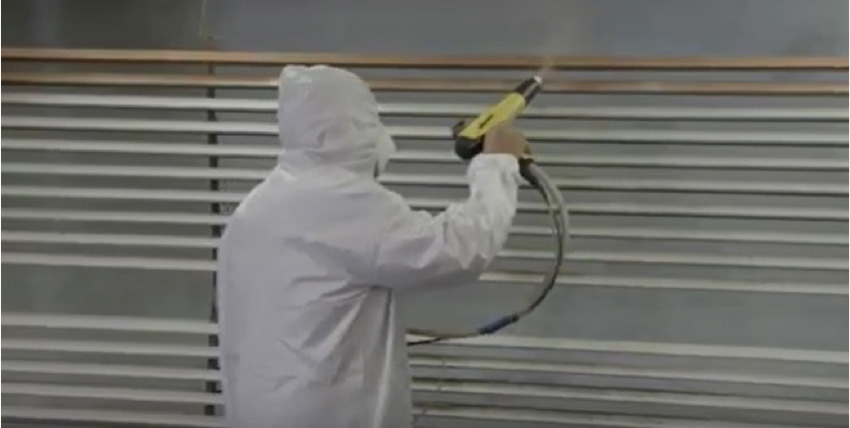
[515,75,543,104]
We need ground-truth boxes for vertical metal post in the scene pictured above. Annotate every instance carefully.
[205,62,222,417]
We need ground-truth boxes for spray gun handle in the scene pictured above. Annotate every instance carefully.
[452,120,484,160]
[453,120,539,186]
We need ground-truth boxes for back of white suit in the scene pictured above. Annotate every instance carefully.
[217,65,521,428]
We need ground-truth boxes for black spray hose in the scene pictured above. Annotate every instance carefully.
[407,161,569,346]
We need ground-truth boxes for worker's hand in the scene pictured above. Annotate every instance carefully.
[483,124,529,158]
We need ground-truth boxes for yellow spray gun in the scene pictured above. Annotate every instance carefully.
[408,75,569,346]
[453,76,544,184]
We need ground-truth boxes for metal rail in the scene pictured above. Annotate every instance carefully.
[5,139,847,170]
[4,48,847,70]
[4,186,846,220]
[5,222,845,246]
[5,93,847,121]
[4,72,847,95]
[4,163,845,195]
[4,117,847,145]
[2,253,846,295]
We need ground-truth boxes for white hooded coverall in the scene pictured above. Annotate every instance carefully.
[217,65,521,428]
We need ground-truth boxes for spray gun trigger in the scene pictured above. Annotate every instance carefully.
[451,120,467,138]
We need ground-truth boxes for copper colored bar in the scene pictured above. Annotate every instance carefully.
[370,79,850,95]
[1,72,276,88]
[2,48,848,71]
[3,72,847,95]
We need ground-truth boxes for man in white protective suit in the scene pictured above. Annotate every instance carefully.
[217,65,527,428]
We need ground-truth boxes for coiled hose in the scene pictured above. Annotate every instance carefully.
[407,161,568,346]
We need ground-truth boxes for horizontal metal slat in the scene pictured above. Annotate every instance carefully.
[1,252,216,271]
[3,116,277,135]
[420,336,847,365]
[5,163,844,196]
[531,250,845,270]
[2,138,279,157]
[393,151,850,171]
[3,327,843,364]
[3,231,219,248]
[4,93,848,122]
[3,208,228,225]
[4,186,846,220]
[493,273,846,295]
[6,48,846,70]
[413,382,846,426]
[2,381,843,426]
[384,174,846,196]
[4,228,846,271]
[1,254,844,294]
[3,349,841,394]
[1,405,807,428]
[1,72,276,89]
[418,407,808,428]
[4,72,847,95]
[4,382,221,405]
[1,381,840,422]
[5,358,842,401]
[2,243,842,270]
[5,139,847,171]
[414,380,847,415]
[564,228,848,245]
[1,93,281,112]
[2,313,215,334]
[3,361,220,382]
[2,407,222,428]
[410,357,846,401]
[2,339,217,357]
[2,230,214,249]
[1,314,206,335]
[1,162,257,180]
[4,116,846,145]
[5,222,845,246]
[2,185,245,203]
[391,103,848,121]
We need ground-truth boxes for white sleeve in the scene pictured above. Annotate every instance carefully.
[372,154,521,290]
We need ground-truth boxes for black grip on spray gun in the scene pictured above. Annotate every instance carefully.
[452,76,543,184]
[452,120,539,186]
[452,120,484,160]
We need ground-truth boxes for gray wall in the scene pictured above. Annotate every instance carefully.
[2,0,848,352]
[4,0,848,55]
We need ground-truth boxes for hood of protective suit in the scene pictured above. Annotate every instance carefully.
[276,65,396,178]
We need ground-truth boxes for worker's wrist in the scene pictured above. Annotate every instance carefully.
[468,154,522,182]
